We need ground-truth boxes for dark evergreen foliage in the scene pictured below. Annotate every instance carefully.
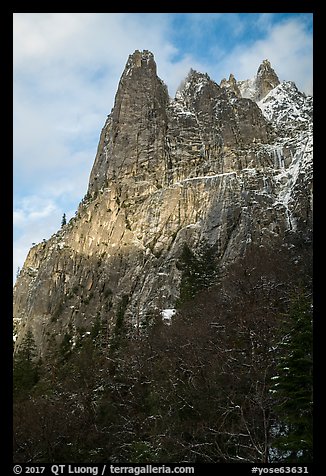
[13,242,312,464]
[13,330,40,399]
[271,290,313,462]
[176,242,219,305]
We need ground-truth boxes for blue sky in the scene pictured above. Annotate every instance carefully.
[13,13,313,281]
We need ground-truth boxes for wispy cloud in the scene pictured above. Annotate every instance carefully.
[13,196,61,278]
[214,16,313,94]
[13,194,77,279]
[14,199,57,228]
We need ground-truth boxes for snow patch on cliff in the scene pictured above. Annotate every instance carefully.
[238,77,256,100]
[161,308,176,325]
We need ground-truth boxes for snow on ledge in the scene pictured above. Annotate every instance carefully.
[161,308,176,325]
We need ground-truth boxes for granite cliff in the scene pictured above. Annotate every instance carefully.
[13,50,313,356]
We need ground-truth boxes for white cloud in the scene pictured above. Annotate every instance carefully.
[14,202,56,227]
[13,196,61,281]
[211,17,313,95]
[13,194,78,282]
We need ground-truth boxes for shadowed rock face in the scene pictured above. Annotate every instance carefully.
[13,51,313,356]
[88,50,169,193]
[88,53,271,196]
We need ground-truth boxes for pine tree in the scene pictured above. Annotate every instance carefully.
[176,242,219,305]
[61,213,67,227]
[271,289,313,462]
[13,330,39,398]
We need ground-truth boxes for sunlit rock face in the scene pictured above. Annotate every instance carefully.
[13,50,312,356]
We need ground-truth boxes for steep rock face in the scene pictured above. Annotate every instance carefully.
[88,50,169,192]
[13,51,313,356]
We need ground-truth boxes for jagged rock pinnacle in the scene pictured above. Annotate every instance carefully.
[256,59,280,101]
[237,59,280,102]
[123,49,157,76]
[220,73,241,98]
[176,69,217,104]
[88,53,271,195]
[87,50,169,193]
